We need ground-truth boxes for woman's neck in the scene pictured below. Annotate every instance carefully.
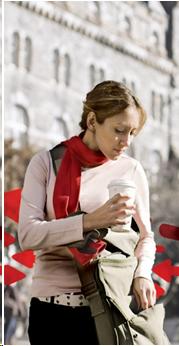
[82,130,99,151]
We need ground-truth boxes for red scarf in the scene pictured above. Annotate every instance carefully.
[53,133,108,219]
[53,133,108,265]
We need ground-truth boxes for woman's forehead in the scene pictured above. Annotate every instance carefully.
[107,108,140,127]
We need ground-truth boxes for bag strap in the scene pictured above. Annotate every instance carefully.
[49,143,66,175]
[76,261,117,344]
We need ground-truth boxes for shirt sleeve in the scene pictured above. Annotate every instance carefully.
[18,151,84,251]
[133,161,156,281]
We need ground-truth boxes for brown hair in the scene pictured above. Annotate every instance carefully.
[79,80,146,133]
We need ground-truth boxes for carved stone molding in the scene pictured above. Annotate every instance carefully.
[13,1,174,74]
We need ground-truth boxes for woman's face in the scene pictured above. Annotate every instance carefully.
[84,106,141,160]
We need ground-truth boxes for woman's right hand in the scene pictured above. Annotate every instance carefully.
[83,193,136,232]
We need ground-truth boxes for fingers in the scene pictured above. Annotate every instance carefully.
[133,291,141,310]
[145,281,156,308]
[112,207,136,225]
[152,287,157,305]
[92,194,136,229]
[133,278,156,311]
[143,288,157,309]
[148,285,156,307]
[135,288,149,310]
[140,289,148,310]
[110,193,130,203]
[110,194,136,216]
[111,203,135,212]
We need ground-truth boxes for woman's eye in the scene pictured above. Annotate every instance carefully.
[115,129,124,133]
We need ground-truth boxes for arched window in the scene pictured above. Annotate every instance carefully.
[131,81,136,93]
[12,32,20,67]
[151,31,159,49]
[89,64,95,87]
[87,2,100,23]
[122,77,126,85]
[64,53,71,87]
[24,36,32,72]
[99,68,105,83]
[151,91,156,119]
[51,116,69,142]
[124,16,132,35]
[13,105,29,147]
[149,150,161,185]
[160,94,164,123]
[53,49,60,82]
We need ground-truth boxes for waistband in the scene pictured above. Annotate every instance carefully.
[37,293,89,307]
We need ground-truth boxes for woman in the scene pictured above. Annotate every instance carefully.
[18,80,156,345]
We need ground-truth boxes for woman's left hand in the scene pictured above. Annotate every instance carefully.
[132,277,156,310]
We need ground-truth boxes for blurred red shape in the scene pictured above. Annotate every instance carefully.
[4,188,22,223]
[156,244,166,253]
[153,259,172,282]
[0,265,2,275]
[172,265,179,276]
[154,282,165,299]
[159,224,179,241]
[155,282,165,299]
[12,250,35,268]
[4,264,26,285]
[4,231,16,247]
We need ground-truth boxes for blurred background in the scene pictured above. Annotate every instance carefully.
[4,1,179,344]
[0,0,2,344]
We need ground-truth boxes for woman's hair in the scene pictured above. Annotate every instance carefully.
[80,80,147,133]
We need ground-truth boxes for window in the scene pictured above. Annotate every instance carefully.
[152,150,161,174]
[89,64,95,87]
[160,94,164,123]
[151,91,156,119]
[53,49,60,82]
[24,37,32,72]
[13,105,29,147]
[51,117,69,142]
[122,77,127,85]
[124,16,132,35]
[64,53,71,87]
[12,32,20,67]
[131,81,136,93]
[99,68,105,83]
[151,31,159,49]
[87,2,100,23]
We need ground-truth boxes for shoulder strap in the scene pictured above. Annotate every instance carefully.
[49,144,66,176]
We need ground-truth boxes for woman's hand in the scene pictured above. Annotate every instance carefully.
[83,193,136,232]
[133,277,156,310]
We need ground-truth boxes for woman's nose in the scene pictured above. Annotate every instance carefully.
[121,133,131,147]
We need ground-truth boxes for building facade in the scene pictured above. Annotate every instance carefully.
[4,1,179,178]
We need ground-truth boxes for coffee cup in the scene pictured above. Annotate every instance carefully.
[107,179,136,232]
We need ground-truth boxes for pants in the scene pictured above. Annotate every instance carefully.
[28,297,99,345]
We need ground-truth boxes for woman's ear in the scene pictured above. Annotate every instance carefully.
[86,112,96,132]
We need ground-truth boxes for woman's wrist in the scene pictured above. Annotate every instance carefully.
[83,213,96,232]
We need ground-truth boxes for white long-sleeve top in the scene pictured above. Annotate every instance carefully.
[18,149,156,297]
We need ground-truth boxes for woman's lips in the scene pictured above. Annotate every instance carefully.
[114,149,124,154]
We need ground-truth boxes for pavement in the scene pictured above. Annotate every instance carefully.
[164,317,179,345]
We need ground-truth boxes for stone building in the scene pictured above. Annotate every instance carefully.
[4,1,179,179]
[0,0,2,159]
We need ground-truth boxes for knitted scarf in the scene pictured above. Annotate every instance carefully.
[53,133,108,219]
